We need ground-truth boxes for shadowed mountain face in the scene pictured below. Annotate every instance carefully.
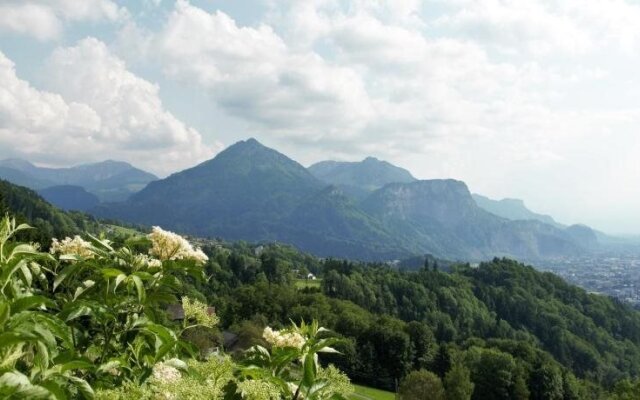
[95,139,408,259]
[38,185,100,212]
[92,139,596,261]
[361,180,583,260]
[0,159,157,202]
[308,157,416,200]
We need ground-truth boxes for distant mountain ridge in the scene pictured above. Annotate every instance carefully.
[0,159,157,202]
[472,194,561,227]
[38,185,100,212]
[91,138,599,261]
[309,157,416,200]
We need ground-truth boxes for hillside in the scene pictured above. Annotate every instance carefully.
[202,241,640,397]
[92,139,598,261]
[361,180,583,260]
[38,185,100,211]
[0,158,157,202]
[0,179,98,243]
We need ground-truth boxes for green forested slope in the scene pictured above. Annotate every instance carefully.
[0,179,98,243]
[196,242,640,398]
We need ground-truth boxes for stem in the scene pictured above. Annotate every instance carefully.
[100,322,115,364]
[292,385,301,400]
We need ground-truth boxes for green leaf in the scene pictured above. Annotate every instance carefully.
[7,244,41,261]
[301,351,317,392]
[60,360,94,372]
[114,274,127,292]
[33,313,73,347]
[0,370,30,387]
[11,295,54,313]
[0,302,9,328]
[101,268,125,278]
[0,331,38,349]
[63,305,93,322]
[67,376,94,400]
[0,259,27,290]
[34,340,50,370]
[130,274,145,303]
[318,346,340,354]
[53,263,81,292]
[19,263,32,286]
[39,380,68,400]
[163,358,187,371]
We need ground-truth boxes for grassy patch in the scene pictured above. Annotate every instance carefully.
[294,278,322,289]
[104,224,142,237]
[350,384,395,400]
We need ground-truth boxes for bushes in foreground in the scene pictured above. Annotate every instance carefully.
[0,215,352,399]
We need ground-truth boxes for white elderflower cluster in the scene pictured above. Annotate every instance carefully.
[134,253,163,269]
[50,236,94,259]
[263,327,306,350]
[148,226,208,265]
[152,362,182,384]
[236,380,280,400]
[182,297,219,328]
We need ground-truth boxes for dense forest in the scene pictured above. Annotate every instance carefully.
[0,179,99,243]
[189,241,640,399]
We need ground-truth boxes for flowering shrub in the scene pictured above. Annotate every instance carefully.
[263,326,306,349]
[237,320,353,400]
[182,297,219,329]
[151,362,183,384]
[50,235,95,259]
[0,215,353,400]
[148,226,208,264]
[0,217,94,398]
[236,380,281,400]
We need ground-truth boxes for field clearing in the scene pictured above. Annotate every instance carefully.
[104,224,142,236]
[295,278,322,289]
[350,384,395,400]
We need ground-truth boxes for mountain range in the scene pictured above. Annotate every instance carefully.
[0,159,157,205]
[90,138,599,261]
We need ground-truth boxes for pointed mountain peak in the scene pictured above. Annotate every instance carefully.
[229,137,265,150]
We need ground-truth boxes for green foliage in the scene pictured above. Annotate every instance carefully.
[1,207,639,400]
[0,217,95,398]
[0,214,355,399]
[609,378,640,400]
[236,320,353,400]
[398,369,445,400]
[0,179,99,245]
[444,362,474,400]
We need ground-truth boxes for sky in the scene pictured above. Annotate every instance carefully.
[0,0,639,235]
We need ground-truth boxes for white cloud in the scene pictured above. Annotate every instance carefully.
[3,0,628,232]
[150,0,373,141]
[0,0,126,41]
[0,40,217,175]
[431,0,640,56]
[0,50,101,155]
